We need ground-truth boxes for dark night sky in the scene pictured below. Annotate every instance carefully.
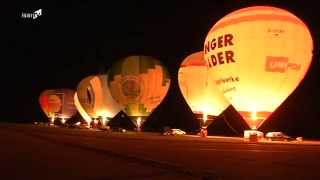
[4,1,320,137]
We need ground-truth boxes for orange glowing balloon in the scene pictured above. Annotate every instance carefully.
[204,6,313,129]
[39,89,77,119]
[178,51,230,117]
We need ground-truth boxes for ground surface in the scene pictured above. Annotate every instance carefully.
[1,123,319,180]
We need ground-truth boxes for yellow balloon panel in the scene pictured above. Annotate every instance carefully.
[204,6,313,129]
[109,65,170,116]
[178,51,230,116]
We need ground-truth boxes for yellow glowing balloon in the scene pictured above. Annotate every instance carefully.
[178,51,230,117]
[204,6,313,129]
[107,55,171,129]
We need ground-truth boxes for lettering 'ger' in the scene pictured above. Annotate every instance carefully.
[204,34,236,67]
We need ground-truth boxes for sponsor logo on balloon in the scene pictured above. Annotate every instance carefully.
[222,87,236,94]
[204,34,235,67]
[121,76,141,100]
[267,28,285,36]
[265,56,301,73]
[215,76,240,85]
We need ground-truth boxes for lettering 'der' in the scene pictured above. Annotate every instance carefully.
[204,34,235,67]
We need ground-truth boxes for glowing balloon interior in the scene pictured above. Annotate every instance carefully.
[204,6,313,129]
[77,75,122,124]
[39,89,77,121]
[74,92,92,125]
[178,51,230,127]
[76,76,96,118]
[108,55,171,129]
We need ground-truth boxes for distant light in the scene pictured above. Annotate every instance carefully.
[137,117,142,128]
[203,111,208,123]
[50,115,55,125]
[86,119,92,128]
[86,119,91,126]
[101,116,108,126]
[61,118,66,124]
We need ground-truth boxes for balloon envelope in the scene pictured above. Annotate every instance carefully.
[76,75,122,120]
[204,6,313,129]
[107,55,171,128]
[178,51,230,124]
[39,89,77,119]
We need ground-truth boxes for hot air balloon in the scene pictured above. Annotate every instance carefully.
[39,89,77,125]
[107,55,171,131]
[74,92,92,127]
[204,6,313,130]
[77,75,122,127]
[178,51,230,136]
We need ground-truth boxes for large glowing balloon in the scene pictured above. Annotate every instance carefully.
[39,89,77,122]
[77,75,122,124]
[204,6,313,129]
[178,51,230,127]
[107,55,171,130]
[74,92,92,124]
